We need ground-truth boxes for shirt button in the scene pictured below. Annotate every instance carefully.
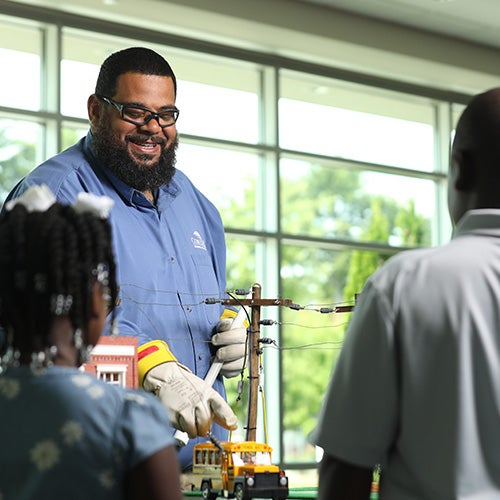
[170,257,175,263]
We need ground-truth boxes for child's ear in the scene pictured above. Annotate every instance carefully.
[88,283,106,345]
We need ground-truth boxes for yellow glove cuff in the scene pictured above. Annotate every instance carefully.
[220,308,249,327]
[137,340,177,387]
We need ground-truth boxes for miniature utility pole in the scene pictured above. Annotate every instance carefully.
[246,283,261,442]
[221,283,292,441]
[221,284,355,442]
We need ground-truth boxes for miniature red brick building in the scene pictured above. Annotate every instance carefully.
[83,335,138,388]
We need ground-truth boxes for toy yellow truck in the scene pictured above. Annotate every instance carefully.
[192,440,289,500]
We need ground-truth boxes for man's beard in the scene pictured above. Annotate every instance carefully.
[92,126,178,192]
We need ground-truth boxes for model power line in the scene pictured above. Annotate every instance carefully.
[189,283,356,499]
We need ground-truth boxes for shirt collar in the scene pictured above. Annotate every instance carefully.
[453,209,500,239]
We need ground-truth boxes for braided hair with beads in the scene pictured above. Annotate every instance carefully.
[0,201,119,365]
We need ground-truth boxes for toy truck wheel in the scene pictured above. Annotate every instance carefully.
[201,480,216,500]
[233,483,247,500]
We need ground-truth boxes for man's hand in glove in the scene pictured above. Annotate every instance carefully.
[138,340,238,439]
[211,314,249,378]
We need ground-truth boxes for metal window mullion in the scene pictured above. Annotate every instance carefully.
[255,64,283,462]
[434,101,453,246]
[41,23,61,158]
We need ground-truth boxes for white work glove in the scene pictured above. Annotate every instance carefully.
[143,360,238,439]
[211,318,248,378]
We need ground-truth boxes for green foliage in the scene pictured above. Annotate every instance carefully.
[61,127,85,152]
[0,126,36,204]
[395,198,430,246]
[0,126,87,206]
[343,198,394,301]
[344,198,430,301]
[224,162,432,461]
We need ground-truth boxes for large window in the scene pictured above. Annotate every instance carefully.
[0,22,41,112]
[279,72,436,171]
[279,157,435,245]
[0,5,466,486]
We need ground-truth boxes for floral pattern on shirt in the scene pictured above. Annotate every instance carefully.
[30,440,60,471]
[0,377,20,399]
[61,420,84,445]
[71,374,92,387]
[99,470,115,490]
[124,392,147,405]
[0,372,113,491]
[0,366,174,499]
[87,384,105,399]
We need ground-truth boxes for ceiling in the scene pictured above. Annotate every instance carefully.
[4,0,500,94]
[298,0,500,50]
[7,0,500,51]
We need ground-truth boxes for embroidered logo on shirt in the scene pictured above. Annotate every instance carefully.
[191,231,207,251]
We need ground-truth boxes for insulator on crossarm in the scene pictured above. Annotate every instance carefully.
[289,303,302,310]
[259,319,275,326]
[259,337,274,345]
[204,297,221,304]
[319,307,335,314]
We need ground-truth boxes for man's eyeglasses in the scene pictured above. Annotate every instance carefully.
[97,95,179,128]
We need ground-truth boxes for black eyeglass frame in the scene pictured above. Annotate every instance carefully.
[97,95,179,128]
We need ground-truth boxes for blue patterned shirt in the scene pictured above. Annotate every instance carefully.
[0,366,175,499]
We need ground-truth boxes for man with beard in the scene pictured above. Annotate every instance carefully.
[1,47,245,472]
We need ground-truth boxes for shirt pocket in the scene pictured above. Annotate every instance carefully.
[190,252,221,325]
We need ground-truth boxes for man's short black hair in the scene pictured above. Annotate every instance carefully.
[95,46,177,97]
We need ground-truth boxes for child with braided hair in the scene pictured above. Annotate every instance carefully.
[0,185,183,500]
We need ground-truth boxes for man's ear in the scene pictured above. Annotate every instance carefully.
[87,94,102,127]
[452,150,476,191]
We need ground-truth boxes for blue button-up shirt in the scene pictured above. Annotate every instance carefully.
[3,132,229,468]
